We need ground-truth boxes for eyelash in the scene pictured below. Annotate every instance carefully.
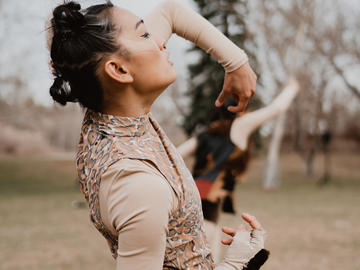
[141,32,150,39]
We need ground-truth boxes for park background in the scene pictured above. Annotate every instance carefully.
[0,0,359,269]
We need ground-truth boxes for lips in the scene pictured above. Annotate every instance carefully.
[166,51,173,65]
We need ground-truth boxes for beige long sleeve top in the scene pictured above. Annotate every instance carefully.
[100,159,177,269]
[145,0,248,73]
[99,0,250,269]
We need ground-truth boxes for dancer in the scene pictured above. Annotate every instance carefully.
[178,79,299,261]
[46,1,267,269]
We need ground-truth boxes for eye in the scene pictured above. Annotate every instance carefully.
[140,32,150,39]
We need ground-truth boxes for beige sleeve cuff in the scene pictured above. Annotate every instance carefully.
[145,0,248,73]
[99,159,176,269]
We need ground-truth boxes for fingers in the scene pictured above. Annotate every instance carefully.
[215,89,229,107]
[217,62,257,112]
[221,238,233,245]
[221,225,250,245]
[222,226,236,237]
[221,226,235,246]
[221,214,266,251]
[223,213,264,233]
[217,91,249,112]
[227,100,248,113]
[241,213,264,231]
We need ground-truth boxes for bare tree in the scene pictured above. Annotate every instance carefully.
[255,0,311,188]
[307,0,360,100]
[253,0,359,187]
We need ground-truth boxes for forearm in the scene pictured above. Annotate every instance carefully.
[177,137,197,158]
[145,0,248,72]
[267,81,299,115]
[230,81,299,150]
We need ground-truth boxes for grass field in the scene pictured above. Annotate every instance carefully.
[0,152,359,270]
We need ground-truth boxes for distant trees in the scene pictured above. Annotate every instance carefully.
[181,0,359,188]
[254,0,360,185]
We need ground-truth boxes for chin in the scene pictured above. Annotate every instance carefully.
[169,71,177,84]
[162,70,177,88]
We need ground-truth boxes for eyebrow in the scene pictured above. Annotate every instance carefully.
[135,19,144,30]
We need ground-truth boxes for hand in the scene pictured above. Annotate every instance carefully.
[215,62,257,113]
[221,213,265,245]
[217,213,266,269]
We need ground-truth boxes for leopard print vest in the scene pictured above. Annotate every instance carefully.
[76,109,214,269]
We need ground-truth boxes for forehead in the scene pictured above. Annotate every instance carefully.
[110,7,140,33]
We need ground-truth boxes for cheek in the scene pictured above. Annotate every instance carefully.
[132,51,175,84]
[130,46,161,70]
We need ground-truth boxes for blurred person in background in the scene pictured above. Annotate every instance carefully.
[178,78,299,262]
[46,0,268,269]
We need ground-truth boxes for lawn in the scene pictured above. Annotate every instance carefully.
[0,152,359,270]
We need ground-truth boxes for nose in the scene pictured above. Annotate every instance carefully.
[160,40,166,50]
[151,33,167,51]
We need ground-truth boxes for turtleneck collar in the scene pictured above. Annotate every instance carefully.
[84,109,152,137]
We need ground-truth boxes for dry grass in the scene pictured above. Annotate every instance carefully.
[0,152,359,270]
[220,152,360,270]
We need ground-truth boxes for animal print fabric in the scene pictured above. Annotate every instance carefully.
[76,109,215,269]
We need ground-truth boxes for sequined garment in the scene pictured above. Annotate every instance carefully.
[76,109,214,269]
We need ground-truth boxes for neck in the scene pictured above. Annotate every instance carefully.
[102,85,160,117]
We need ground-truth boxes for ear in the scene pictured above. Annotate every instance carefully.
[104,59,134,84]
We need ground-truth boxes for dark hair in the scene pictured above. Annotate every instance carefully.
[49,1,120,111]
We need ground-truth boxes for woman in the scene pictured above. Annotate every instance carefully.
[46,0,266,269]
[178,79,299,262]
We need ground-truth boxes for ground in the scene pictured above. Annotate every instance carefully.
[0,152,359,270]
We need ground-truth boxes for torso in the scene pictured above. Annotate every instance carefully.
[76,109,214,269]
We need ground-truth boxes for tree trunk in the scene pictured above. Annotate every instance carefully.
[263,112,286,189]
[293,101,303,153]
[306,146,316,176]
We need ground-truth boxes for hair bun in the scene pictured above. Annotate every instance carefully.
[50,77,76,105]
[52,2,85,38]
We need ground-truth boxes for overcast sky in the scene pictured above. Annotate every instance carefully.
[0,0,196,105]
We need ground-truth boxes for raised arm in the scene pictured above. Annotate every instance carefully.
[177,136,198,159]
[145,0,247,73]
[145,0,257,112]
[230,78,300,150]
